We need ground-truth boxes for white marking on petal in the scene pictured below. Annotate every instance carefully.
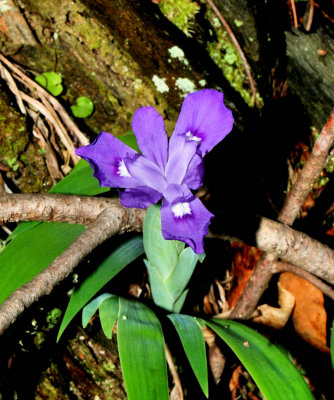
[186,131,201,142]
[117,159,131,177]
[172,202,191,218]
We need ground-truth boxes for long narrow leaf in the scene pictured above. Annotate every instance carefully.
[168,314,208,397]
[57,236,144,340]
[0,223,85,304]
[206,319,314,400]
[99,296,120,338]
[118,298,169,400]
[82,293,114,328]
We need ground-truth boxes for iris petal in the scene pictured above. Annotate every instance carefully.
[132,106,168,171]
[165,134,198,185]
[161,184,213,254]
[170,89,234,157]
[182,153,204,190]
[75,131,140,188]
[126,154,167,193]
[119,187,162,208]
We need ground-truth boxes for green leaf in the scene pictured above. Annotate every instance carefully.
[0,159,110,305]
[6,159,107,243]
[143,205,201,312]
[0,223,85,305]
[99,296,120,338]
[117,298,169,400]
[331,318,334,370]
[143,205,179,277]
[168,314,208,397]
[57,236,144,340]
[116,131,140,153]
[71,96,94,118]
[82,293,114,328]
[35,71,63,96]
[206,319,314,400]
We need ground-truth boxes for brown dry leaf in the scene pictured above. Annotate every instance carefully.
[253,282,295,329]
[202,326,225,384]
[228,243,262,308]
[229,365,242,400]
[279,272,330,353]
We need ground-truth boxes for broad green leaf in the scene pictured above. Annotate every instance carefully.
[165,246,199,300]
[143,205,179,277]
[35,71,63,96]
[99,296,120,338]
[144,259,175,310]
[71,96,94,118]
[206,319,314,400]
[168,314,208,397]
[0,159,110,305]
[57,236,144,340]
[6,159,108,243]
[331,318,334,370]
[82,293,114,328]
[117,131,140,153]
[0,223,85,304]
[118,298,169,400]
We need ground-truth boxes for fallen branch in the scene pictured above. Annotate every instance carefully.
[231,108,334,319]
[0,206,145,335]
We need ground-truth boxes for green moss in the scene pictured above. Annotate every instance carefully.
[205,7,263,108]
[159,0,200,37]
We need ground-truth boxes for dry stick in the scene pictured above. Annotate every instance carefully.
[0,206,145,335]
[290,0,299,28]
[19,92,79,164]
[2,193,334,284]
[0,62,26,114]
[231,109,334,319]
[305,0,315,31]
[0,53,89,146]
[272,261,334,301]
[165,344,184,400]
[0,193,145,225]
[205,0,258,108]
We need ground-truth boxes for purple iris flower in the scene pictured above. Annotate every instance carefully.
[76,89,233,254]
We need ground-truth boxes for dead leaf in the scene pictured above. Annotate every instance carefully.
[279,272,329,353]
[202,326,225,384]
[228,243,262,308]
[252,282,295,329]
[229,365,242,400]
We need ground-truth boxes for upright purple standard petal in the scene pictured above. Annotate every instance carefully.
[132,106,168,171]
[75,131,140,188]
[170,89,234,157]
[161,184,214,254]
[165,134,198,185]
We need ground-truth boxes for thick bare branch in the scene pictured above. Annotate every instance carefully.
[0,193,124,225]
[0,206,145,334]
[256,217,334,284]
[231,109,334,319]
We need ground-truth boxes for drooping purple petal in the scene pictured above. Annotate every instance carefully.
[75,131,140,188]
[161,184,214,254]
[165,134,198,185]
[132,106,168,171]
[126,154,167,193]
[170,89,234,157]
[182,153,204,190]
[119,187,162,208]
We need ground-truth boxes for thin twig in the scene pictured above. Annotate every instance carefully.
[165,344,184,400]
[205,0,258,108]
[0,206,145,334]
[305,0,315,31]
[290,0,299,28]
[272,261,334,301]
